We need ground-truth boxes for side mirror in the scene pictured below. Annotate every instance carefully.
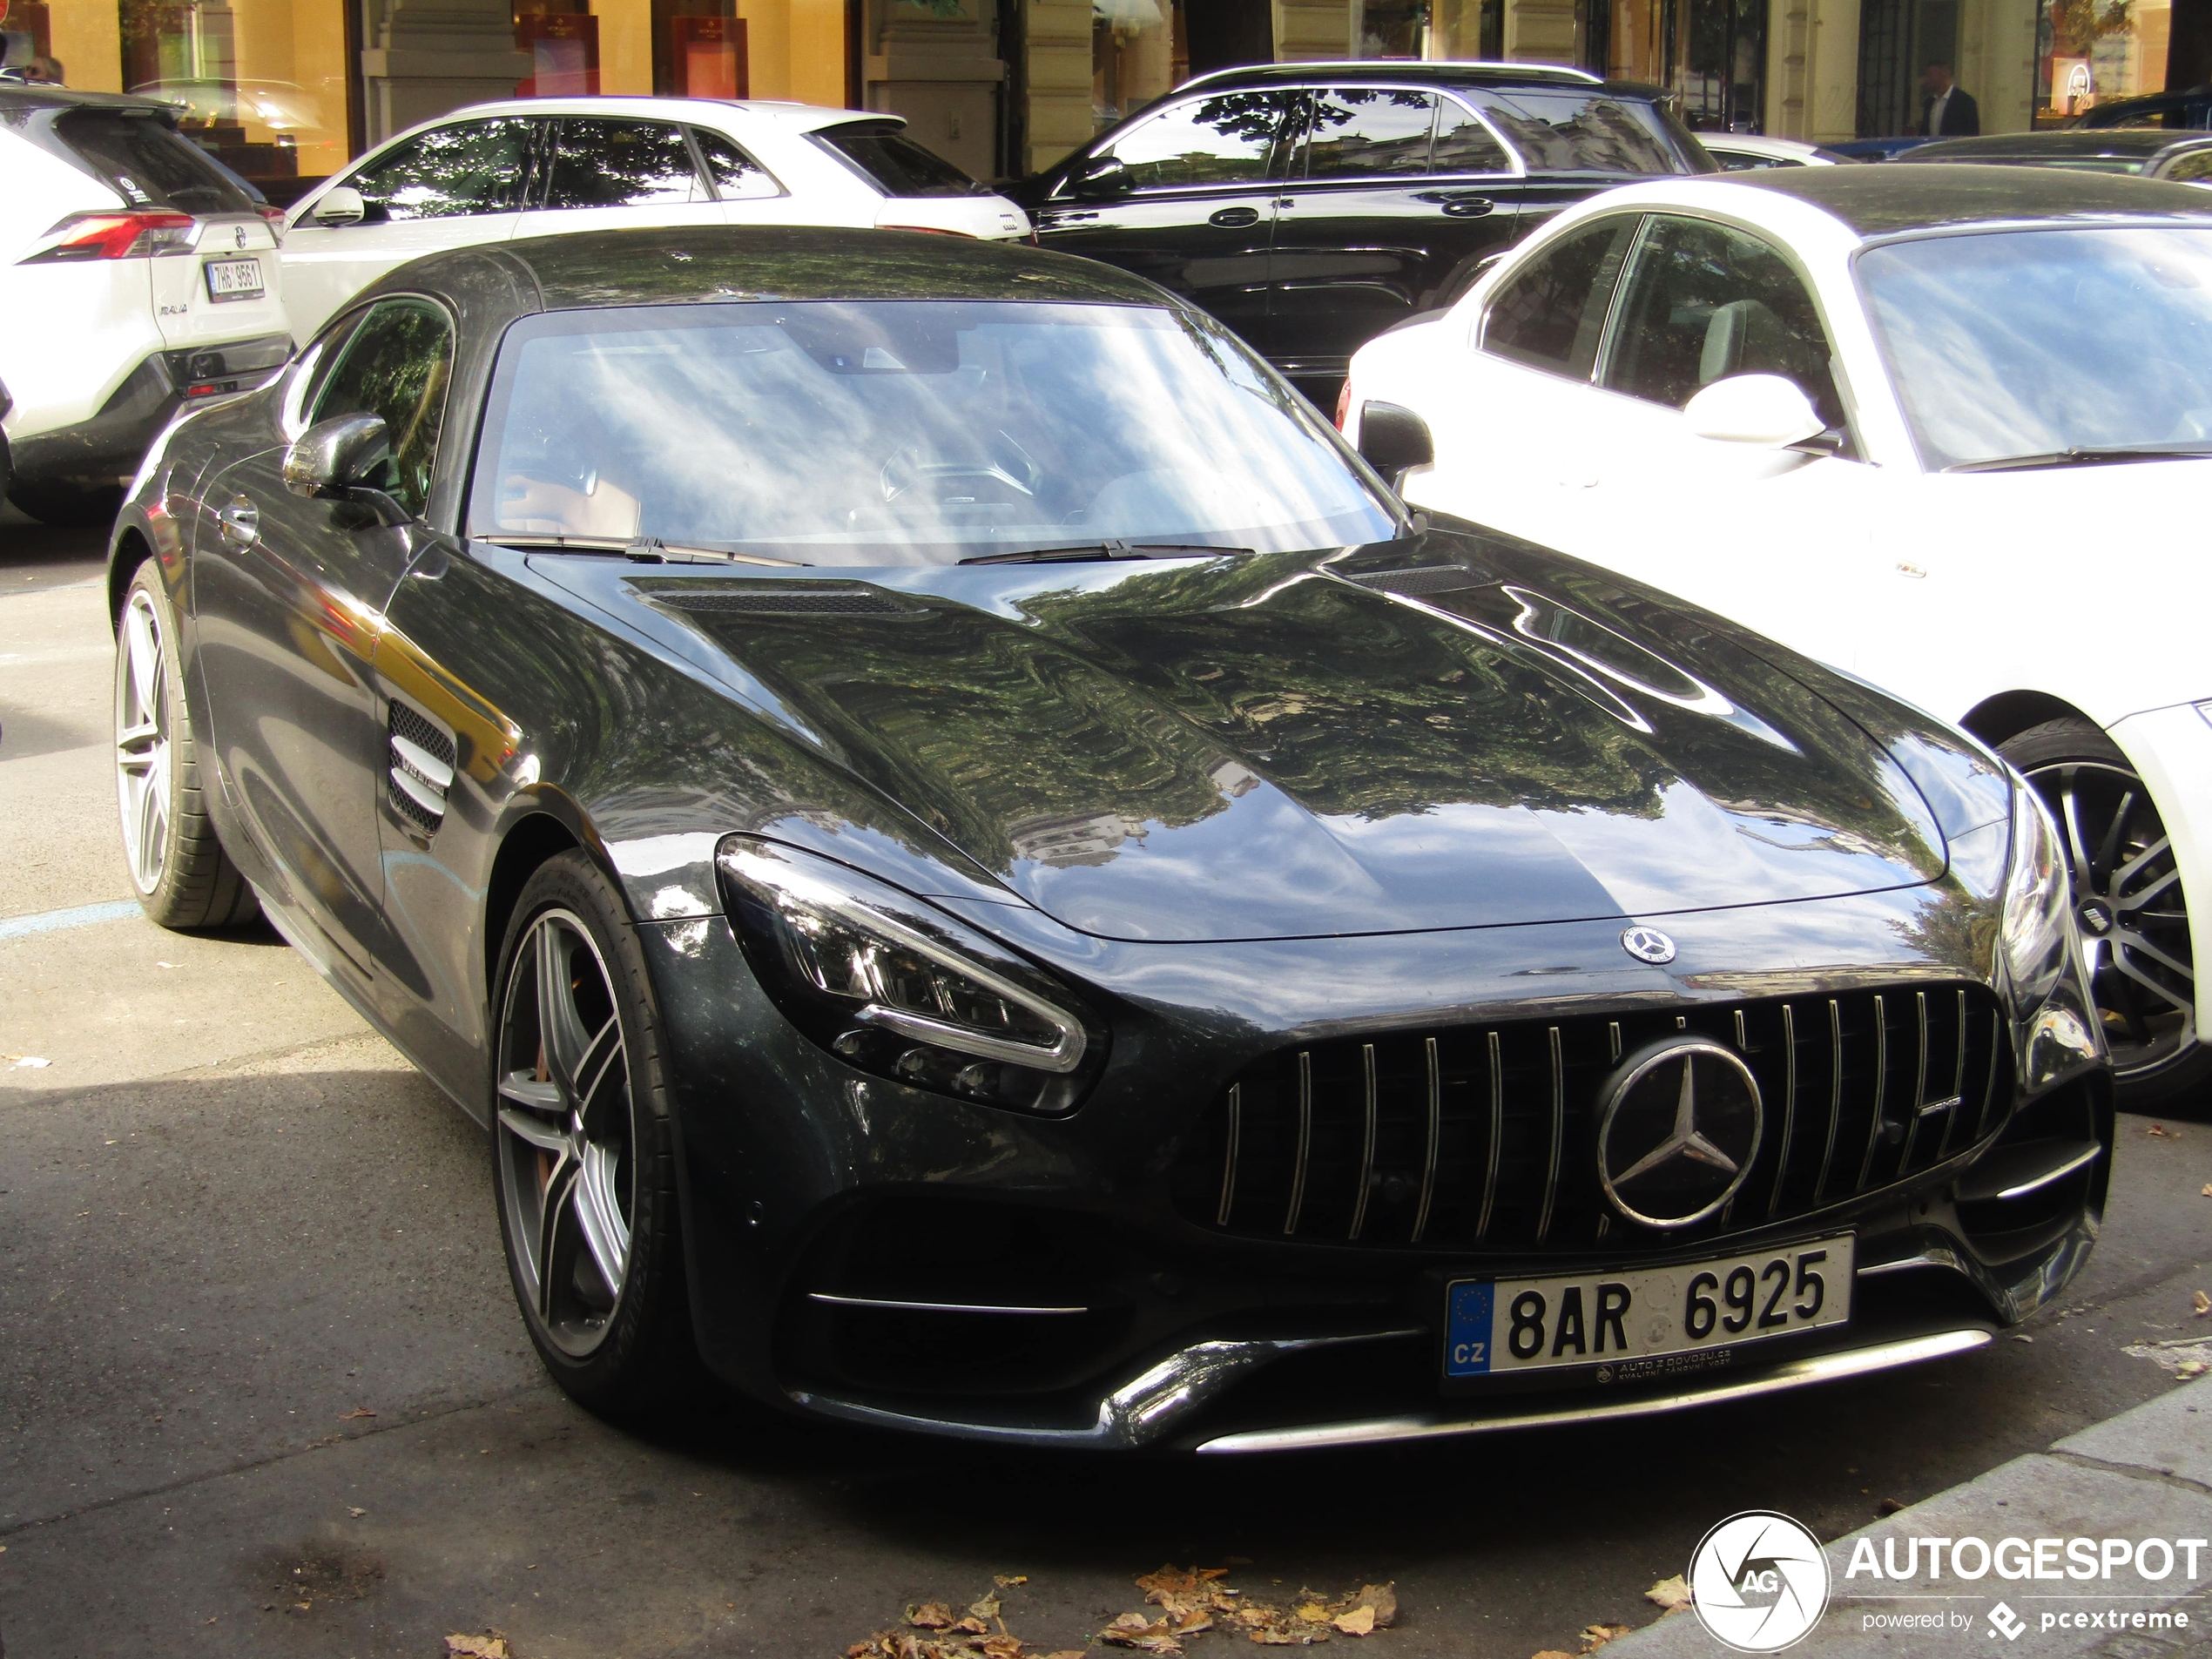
[283,414,408,523]
[1356,401,1435,492]
[311,185,366,226]
[1682,374,1827,448]
[1068,155,1129,200]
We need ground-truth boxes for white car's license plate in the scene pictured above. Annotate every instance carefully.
[1444,1233,1853,1378]
[205,257,264,301]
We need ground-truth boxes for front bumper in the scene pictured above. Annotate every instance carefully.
[7,334,288,496]
[638,878,2112,1453]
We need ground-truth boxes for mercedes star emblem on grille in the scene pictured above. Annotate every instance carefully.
[1595,1037,1763,1228]
[1621,926,1677,964]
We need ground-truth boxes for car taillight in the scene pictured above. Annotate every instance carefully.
[1334,378,1353,431]
[23,211,196,262]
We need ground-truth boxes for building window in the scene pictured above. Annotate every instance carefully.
[1093,0,1184,132]
[516,0,601,95]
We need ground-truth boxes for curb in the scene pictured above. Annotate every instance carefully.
[1602,1373,2212,1656]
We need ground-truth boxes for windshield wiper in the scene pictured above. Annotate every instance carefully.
[1946,442,2212,474]
[958,539,1251,566]
[480,534,806,567]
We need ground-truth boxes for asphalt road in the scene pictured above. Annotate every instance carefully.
[3,504,2209,1659]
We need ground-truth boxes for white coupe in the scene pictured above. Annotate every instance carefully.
[1343,164,2211,1107]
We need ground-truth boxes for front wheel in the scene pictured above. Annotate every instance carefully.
[2002,718,2207,1109]
[490,853,699,1414]
[113,561,260,929]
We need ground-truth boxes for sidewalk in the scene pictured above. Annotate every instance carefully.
[1606,1373,2212,1656]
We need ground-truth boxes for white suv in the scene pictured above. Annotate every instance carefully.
[280,99,1034,341]
[0,87,292,524]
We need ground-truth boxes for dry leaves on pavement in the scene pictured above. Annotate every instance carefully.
[446,1635,512,1658]
[1101,1566,1398,1649]
[1645,1576,1692,1615]
[846,1582,1078,1659]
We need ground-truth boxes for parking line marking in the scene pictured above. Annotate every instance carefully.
[0,900,142,941]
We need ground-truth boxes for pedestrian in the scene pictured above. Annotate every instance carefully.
[1920,61,1979,135]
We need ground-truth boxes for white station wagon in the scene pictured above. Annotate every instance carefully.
[280,98,1032,340]
[1344,165,2212,1109]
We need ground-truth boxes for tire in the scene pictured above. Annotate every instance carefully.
[10,480,122,529]
[113,560,261,930]
[489,852,702,1416]
[2001,717,2209,1110]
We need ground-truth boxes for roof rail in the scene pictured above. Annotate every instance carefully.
[1177,58,1604,91]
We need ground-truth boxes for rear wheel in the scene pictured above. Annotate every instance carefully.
[2002,717,2207,1109]
[113,561,260,929]
[490,853,699,1414]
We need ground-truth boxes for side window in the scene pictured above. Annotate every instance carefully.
[1474,91,1685,175]
[1433,98,1514,173]
[2161,146,2212,183]
[1100,91,1294,189]
[1482,216,1640,379]
[1302,88,1438,179]
[691,129,781,199]
[1601,215,1844,427]
[542,118,708,209]
[348,118,533,221]
[309,300,455,518]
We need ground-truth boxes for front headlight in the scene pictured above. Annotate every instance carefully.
[2000,772,2073,1010]
[717,837,1103,1115]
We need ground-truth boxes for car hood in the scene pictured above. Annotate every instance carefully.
[533,529,1950,942]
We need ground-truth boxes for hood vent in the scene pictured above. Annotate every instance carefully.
[631,581,914,617]
[388,699,456,835]
[1343,563,1486,597]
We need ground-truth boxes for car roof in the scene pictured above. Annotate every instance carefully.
[0,85,179,118]
[383,224,1172,314]
[388,95,889,134]
[1726,160,2212,233]
[1174,60,1659,97]
[1905,129,2208,161]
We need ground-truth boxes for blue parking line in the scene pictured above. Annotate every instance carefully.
[0,900,142,941]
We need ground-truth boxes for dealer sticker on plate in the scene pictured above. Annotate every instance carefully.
[1445,1233,1852,1378]
[205,257,264,302]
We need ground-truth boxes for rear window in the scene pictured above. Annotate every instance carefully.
[1476,91,1704,175]
[53,108,259,213]
[811,121,989,197]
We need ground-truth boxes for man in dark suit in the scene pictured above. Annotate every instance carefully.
[1921,61,1980,134]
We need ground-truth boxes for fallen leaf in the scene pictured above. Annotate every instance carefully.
[292,1602,311,1612]
[995,1575,1030,1588]
[445,1635,511,1659]
[1100,1611,1184,1654]
[970,1595,1003,1620]
[1355,1586,1397,1629]
[1332,1607,1376,1636]
[1298,1603,1332,1624]
[1533,1650,1579,1659]
[2202,1184,2212,1198]
[1177,1608,1216,1634]
[1646,1575,1692,1613]
[907,1602,956,1630]
[953,1617,991,1635]
[2011,1333,2033,1343]
[2148,1123,2178,1137]
[2196,1291,2210,1318]
[346,1507,366,1518]
[2182,1360,2210,1379]
[1878,1498,1905,1516]
[1580,1624,1634,1651]
[338,1407,375,1420]
[1038,1653,1088,1659]
[981,1639,1026,1659]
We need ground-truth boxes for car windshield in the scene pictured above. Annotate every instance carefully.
[469,300,1398,564]
[1859,226,2212,469]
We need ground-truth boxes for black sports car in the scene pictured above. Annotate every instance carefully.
[108,226,2110,1451]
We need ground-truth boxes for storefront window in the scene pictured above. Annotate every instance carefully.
[1093,0,1183,132]
[516,0,601,95]
[1588,0,1764,128]
[2036,0,2170,121]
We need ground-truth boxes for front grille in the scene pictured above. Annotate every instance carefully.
[1173,985,2010,1253]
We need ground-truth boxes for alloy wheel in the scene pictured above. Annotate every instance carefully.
[113,586,173,895]
[496,908,636,1355]
[2023,759,2196,1081]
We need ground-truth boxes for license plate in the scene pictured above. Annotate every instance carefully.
[205,257,264,301]
[1445,1234,1852,1378]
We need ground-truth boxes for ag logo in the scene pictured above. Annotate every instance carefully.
[1689,1510,1830,1652]
[1622,925,1676,964]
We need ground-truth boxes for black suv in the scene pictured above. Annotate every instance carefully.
[1006,62,1713,398]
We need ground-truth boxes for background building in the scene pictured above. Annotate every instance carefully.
[1,0,2195,199]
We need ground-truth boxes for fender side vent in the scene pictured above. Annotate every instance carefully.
[1343,564,1485,597]
[388,699,455,835]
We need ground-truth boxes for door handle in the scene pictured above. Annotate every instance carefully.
[1416,191,1496,217]
[1209,206,1262,228]
[219,494,260,550]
